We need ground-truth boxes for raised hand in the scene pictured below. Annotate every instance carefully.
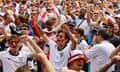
[61,24,70,33]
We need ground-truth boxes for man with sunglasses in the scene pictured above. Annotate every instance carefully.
[0,35,27,72]
[0,33,56,72]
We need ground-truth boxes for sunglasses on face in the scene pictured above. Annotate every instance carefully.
[9,40,20,44]
[20,28,28,30]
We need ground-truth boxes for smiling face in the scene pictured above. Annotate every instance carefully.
[56,31,68,47]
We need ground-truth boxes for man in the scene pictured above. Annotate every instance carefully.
[0,34,55,72]
[0,35,28,72]
[62,50,86,72]
[97,45,120,72]
[84,29,115,72]
[114,14,120,28]
[36,23,76,72]
[74,28,88,52]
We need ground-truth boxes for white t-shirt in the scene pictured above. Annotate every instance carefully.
[47,39,71,72]
[85,41,115,72]
[20,44,32,55]
[75,18,90,35]
[0,50,29,72]
[76,39,88,52]
[0,22,16,34]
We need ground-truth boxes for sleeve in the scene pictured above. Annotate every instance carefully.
[45,39,56,49]
[80,40,88,51]
[85,45,100,59]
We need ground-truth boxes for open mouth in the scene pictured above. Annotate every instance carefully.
[57,40,60,42]
[78,64,83,67]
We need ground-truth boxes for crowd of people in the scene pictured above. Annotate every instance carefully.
[0,0,119,72]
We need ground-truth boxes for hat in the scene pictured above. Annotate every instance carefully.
[90,26,101,34]
[114,14,120,18]
[68,21,76,26]
[12,2,16,7]
[68,50,86,65]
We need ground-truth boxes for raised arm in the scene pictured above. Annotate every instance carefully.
[27,38,55,72]
[110,45,120,58]
[97,55,120,72]
[36,24,49,42]
[62,24,77,50]
[53,19,69,32]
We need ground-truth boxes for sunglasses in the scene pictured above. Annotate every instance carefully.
[9,40,20,44]
[20,28,28,30]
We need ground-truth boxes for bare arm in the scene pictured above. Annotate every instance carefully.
[37,52,55,72]
[62,24,77,50]
[53,19,69,32]
[36,24,49,42]
[97,55,120,72]
[27,38,55,72]
[110,45,120,58]
[27,38,42,53]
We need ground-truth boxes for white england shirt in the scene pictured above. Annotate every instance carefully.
[0,50,29,72]
[47,39,71,72]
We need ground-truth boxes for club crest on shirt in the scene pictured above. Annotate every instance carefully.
[60,52,64,57]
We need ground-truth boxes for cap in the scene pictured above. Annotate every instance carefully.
[12,2,16,7]
[68,21,76,26]
[68,50,86,64]
[90,26,101,34]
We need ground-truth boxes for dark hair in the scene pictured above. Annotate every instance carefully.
[45,19,53,26]
[20,23,29,29]
[4,13,9,20]
[75,28,84,36]
[97,29,110,40]
[18,15,27,23]
[107,22,114,28]
[57,30,70,43]
[90,26,101,34]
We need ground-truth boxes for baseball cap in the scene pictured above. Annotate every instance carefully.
[68,21,76,26]
[68,50,87,65]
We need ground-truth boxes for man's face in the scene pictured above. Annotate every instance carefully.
[96,33,102,42]
[5,15,12,23]
[19,5,24,13]
[8,39,20,51]
[70,59,84,71]
[115,17,120,23]
[56,32,68,46]
[20,27,29,35]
